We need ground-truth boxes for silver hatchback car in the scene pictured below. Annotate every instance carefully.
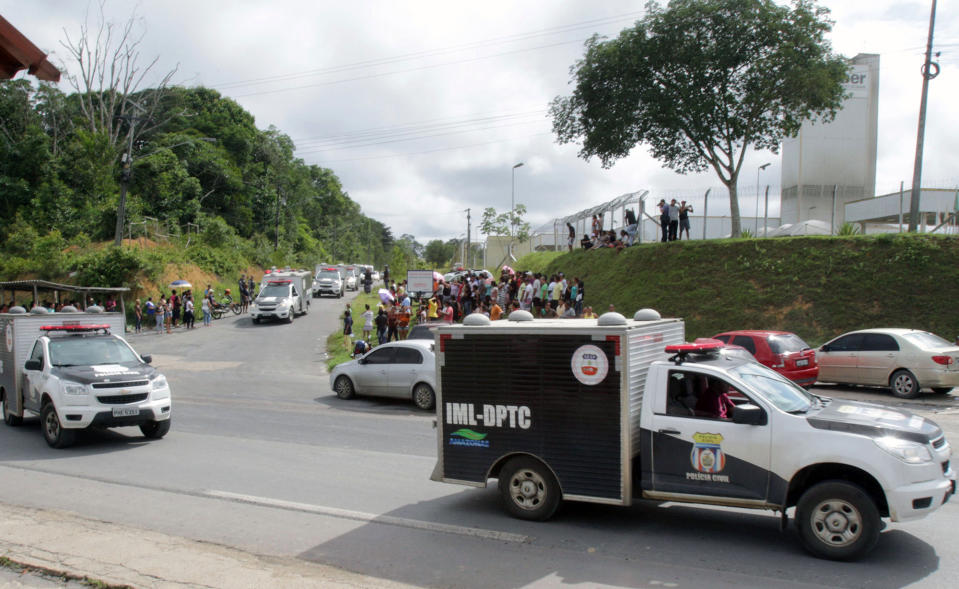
[330,340,437,410]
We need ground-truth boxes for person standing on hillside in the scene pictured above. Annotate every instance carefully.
[375,307,388,345]
[668,199,680,241]
[624,208,638,246]
[566,222,576,252]
[679,200,693,240]
[658,199,669,242]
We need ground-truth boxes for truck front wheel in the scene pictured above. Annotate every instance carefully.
[796,480,880,560]
[140,418,171,439]
[42,403,76,449]
[498,457,561,521]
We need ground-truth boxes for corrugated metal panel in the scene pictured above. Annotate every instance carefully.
[0,313,124,414]
[626,321,685,458]
[440,332,624,501]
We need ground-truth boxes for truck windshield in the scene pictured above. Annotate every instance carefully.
[318,271,339,280]
[260,284,291,298]
[729,362,814,414]
[49,336,140,366]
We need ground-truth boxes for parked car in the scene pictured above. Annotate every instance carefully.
[407,322,441,340]
[816,328,959,398]
[712,330,818,387]
[330,340,437,410]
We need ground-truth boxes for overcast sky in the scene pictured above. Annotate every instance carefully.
[5,1,958,242]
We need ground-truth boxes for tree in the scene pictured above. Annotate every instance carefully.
[550,0,848,235]
[480,205,531,242]
[60,0,180,155]
[424,239,453,267]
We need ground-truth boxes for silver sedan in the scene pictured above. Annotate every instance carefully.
[816,328,959,398]
[330,340,437,410]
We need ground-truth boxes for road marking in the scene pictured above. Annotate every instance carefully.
[205,490,531,544]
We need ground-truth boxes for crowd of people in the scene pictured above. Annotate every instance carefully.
[343,267,604,354]
[565,200,695,252]
[133,275,258,335]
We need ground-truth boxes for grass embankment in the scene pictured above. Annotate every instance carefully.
[516,234,959,346]
[325,292,384,370]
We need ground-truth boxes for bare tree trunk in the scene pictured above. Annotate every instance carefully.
[726,178,741,237]
[59,0,179,160]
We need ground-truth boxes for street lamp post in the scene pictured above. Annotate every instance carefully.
[755,162,771,235]
[510,162,524,261]
[511,162,524,237]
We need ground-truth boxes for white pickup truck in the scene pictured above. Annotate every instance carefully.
[252,270,311,324]
[431,311,955,560]
[1,310,172,448]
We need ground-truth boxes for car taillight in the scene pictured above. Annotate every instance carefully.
[932,355,954,366]
[771,354,785,368]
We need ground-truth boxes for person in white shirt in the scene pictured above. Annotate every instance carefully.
[361,304,374,342]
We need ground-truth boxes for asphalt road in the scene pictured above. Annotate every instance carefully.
[1,296,958,588]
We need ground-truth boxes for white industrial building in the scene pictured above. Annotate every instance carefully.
[780,53,880,227]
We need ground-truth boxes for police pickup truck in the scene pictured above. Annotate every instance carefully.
[1,312,172,448]
[431,310,955,560]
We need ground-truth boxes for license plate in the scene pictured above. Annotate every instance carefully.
[113,407,140,417]
[796,359,809,367]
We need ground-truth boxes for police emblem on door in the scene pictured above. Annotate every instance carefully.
[690,432,725,473]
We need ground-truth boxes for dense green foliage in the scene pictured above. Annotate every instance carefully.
[550,0,848,235]
[515,235,959,345]
[0,81,416,288]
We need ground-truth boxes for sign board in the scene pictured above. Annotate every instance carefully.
[407,270,434,295]
[842,65,869,99]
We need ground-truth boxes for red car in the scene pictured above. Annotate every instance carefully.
[711,330,818,387]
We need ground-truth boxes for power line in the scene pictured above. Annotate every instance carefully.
[231,37,588,98]
[211,11,645,91]
[296,117,547,154]
[295,111,547,150]
[310,132,553,165]
[293,108,546,144]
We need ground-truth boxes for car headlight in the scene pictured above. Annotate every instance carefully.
[62,381,87,395]
[152,375,168,391]
[875,436,934,464]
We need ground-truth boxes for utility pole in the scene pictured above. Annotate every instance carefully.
[465,208,471,268]
[908,0,940,232]
[113,115,150,247]
[274,182,281,250]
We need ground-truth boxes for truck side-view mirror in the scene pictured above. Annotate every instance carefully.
[24,359,41,371]
[732,403,767,426]
[819,345,830,353]
[141,354,152,364]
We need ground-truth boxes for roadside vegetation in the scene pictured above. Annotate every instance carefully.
[515,234,959,345]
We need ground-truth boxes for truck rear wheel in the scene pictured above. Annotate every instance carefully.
[796,480,880,560]
[140,418,171,439]
[1,392,23,426]
[42,403,76,449]
[498,457,561,521]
